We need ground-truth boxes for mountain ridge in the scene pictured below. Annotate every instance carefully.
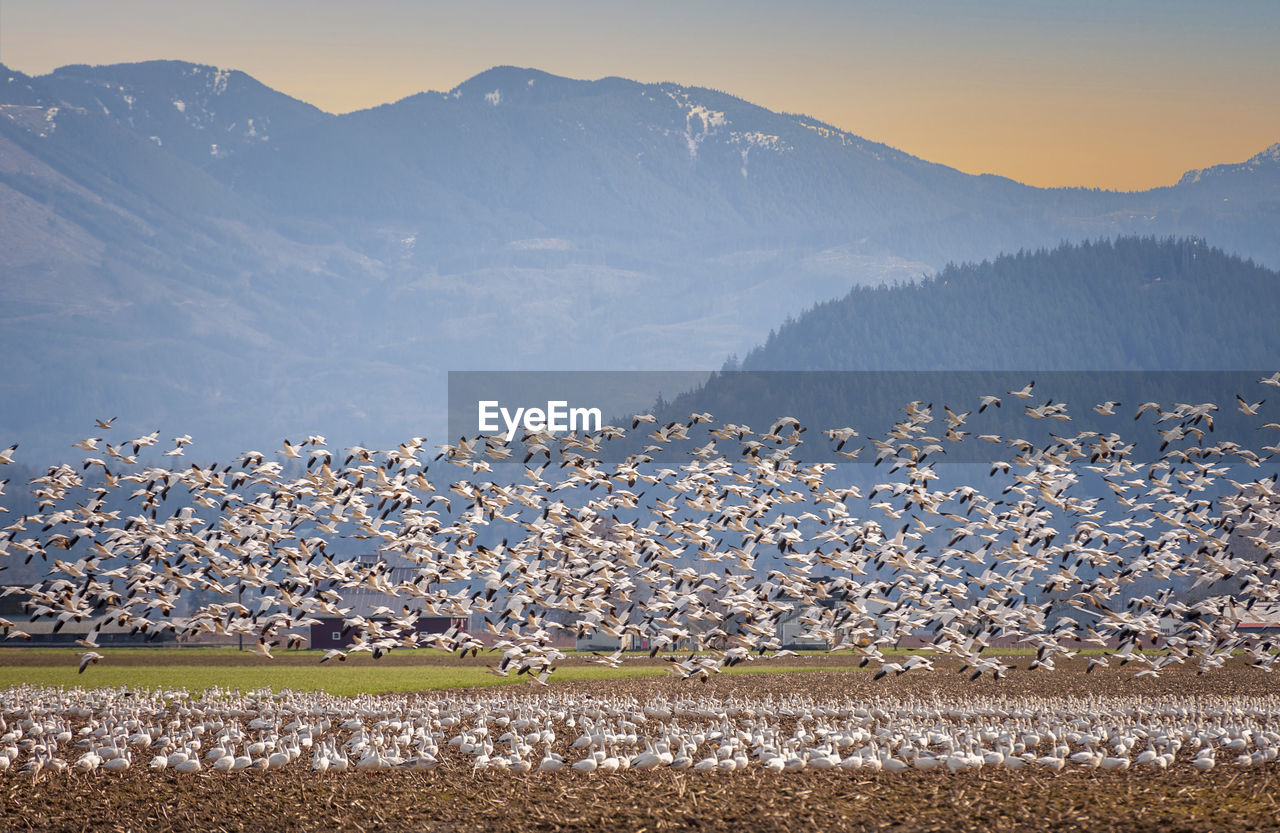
[2,60,1278,461]
[1178,141,1280,185]
[11,60,1280,190]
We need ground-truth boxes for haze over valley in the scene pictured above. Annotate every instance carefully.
[2,60,1278,459]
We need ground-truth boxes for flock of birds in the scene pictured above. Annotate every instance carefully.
[3,685,1279,777]
[0,378,1278,687]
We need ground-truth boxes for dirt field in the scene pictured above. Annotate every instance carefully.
[2,659,1279,832]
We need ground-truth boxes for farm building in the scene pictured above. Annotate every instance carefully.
[309,615,466,651]
[1237,603,1280,636]
[575,631,627,652]
[574,623,666,653]
[1226,497,1280,636]
[768,585,895,649]
[306,555,470,650]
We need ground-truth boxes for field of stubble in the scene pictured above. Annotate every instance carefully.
[2,655,1279,833]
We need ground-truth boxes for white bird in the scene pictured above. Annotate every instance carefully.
[77,652,104,674]
[1236,395,1265,416]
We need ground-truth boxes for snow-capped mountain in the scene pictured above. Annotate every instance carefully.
[1179,142,1280,186]
[4,60,329,164]
[220,65,1038,263]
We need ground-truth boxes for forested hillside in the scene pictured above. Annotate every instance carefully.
[635,239,1280,442]
[741,238,1279,371]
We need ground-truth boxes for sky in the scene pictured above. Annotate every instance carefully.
[3,0,1278,191]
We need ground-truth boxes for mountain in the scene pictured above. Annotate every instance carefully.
[1160,142,1280,266]
[1178,142,1280,189]
[17,60,330,164]
[740,237,1280,371]
[220,66,994,255]
[217,65,1280,268]
[644,238,1280,438]
[0,63,389,460]
[1,61,1278,461]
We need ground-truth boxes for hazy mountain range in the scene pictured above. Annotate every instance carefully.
[2,60,1278,460]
